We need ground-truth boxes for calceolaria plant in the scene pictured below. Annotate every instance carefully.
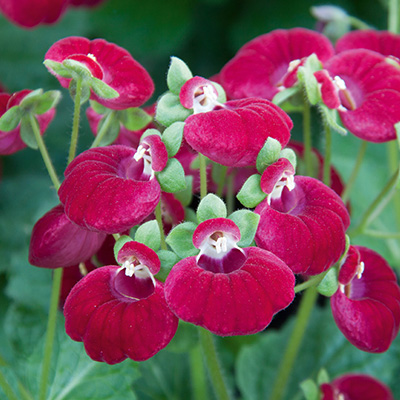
[2,1,400,400]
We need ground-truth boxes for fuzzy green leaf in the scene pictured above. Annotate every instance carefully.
[173,176,193,207]
[113,235,134,264]
[140,128,162,141]
[89,100,108,115]
[62,59,92,80]
[155,92,192,127]
[156,158,186,193]
[297,53,323,105]
[19,115,38,149]
[237,174,267,208]
[162,121,184,157]
[166,222,198,259]
[135,220,161,252]
[197,193,227,223]
[119,107,152,131]
[95,113,120,146]
[319,105,347,135]
[317,268,339,297]
[156,249,179,281]
[279,148,297,171]
[256,137,282,174]
[90,77,119,99]
[228,210,260,247]
[34,90,62,114]
[0,106,23,131]
[43,59,73,78]
[167,56,193,95]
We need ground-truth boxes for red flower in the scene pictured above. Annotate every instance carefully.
[219,28,334,100]
[64,241,178,363]
[29,204,106,268]
[183,96,292,167]
[317,49,400,142]
[0,90,55,155]
[164,218,295,336]
[45,36,154,110]
[255,160,350,275]
[331,246,400,353]
[321,373,394,400]
[58,143,166,234]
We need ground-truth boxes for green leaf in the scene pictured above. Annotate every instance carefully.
[319,105,347,136]
[119,107,152,131]
[0,106,23,131]
[89,77,119,99]
[162,121,184,157]
[196,193,227,223]
[34,91,62,115]
[113,235,134,264]
[155,92,192,127]
[317,368,330,385]
[211,81,227,103]
[166,222,198,259]
[89,100,108,115]
[156,249,179,281]
[297,53,323,105]
[62,59,92,80]
[95,113,120,146]
[237,174,267,208]
[256,137,282,174]
[43,60,73,79]
[18,89,43,109]
[228,210,260,247]
[317,268,339,297]
[167,56,193,95]
[140,128,162,141]
[19,115,38,149]
[272,86,300,106]
[300,379,319,400]
[156,158,187,193]
[279,148,297,171]
[173,176,193,207]
[135,220,161,252]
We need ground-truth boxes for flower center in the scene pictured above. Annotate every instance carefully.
[193,84,224,114]
[133,143,154,179]
[267,171,295,205]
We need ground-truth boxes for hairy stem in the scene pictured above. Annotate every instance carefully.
[190,344,209,400]
[199,154,208,200]
[68,78,83,164]
[323,124,332,187]
[90,111,116,148]
[155,201,168,251]
[303,99,313,178]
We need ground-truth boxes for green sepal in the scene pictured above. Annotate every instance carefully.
[167,56,193,95]
[119,107,152,131]
[228,210,260,248]
[211,81,227,104]
[134,220,161,252]
[155,249,179,282]
[89,77,119,99]
[33,90,61,114]
[173,175,193,207]
[90,100,108,114]
[113,235,134,264]
[0,106,23,131]
[43,59,73,78]
[300,379,319,400]
[237,174,267,208]
[185,207,198,224]
[297,53,323,105]
[272,86,301,106]
[162,121,184,157]
[156,158,187,193]
[279,148,297,171]
[19,114,38,149]
[166,221,199,259]
[140,128,162,141]
[256,137,282,174]
[196,193,227,223]
[69,79,91,105]
[155,92,192,127]
[317,368,330,385]
[317,268,339,297]
[318,105,347,135]
[95,113,120,146]
[62,59,92,80]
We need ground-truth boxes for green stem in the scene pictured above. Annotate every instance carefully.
[348,16,372,30]
[38,268,63,400]
[270,287,319,400]
[199,328,231,400]
[364,229,400,239]
[68,78,83,164]
[226,172,235,216]
[388,0,400,33]
[349,167,400,237]
[155,202,168,251]
[302,99,313,178]
[294,273,327,294]
[322,124,332,187]
[199,154,208,200]
[30,114,60,190]
[190,344,209,400]
[0,370,19,400]
[90,111,116,148]
[341,141,367,204]
[215,165,228,198]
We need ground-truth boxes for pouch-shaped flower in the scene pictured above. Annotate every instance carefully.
[331,246,400,353]
[64,241,179,363]
[164,218,295,336]
[58,143,164,234]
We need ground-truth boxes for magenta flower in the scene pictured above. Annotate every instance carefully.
[0,0,69,28]
[45,36,154,110]
[316,49,400,142]
[330,246,400,353]
[336,29,400,63]
[320,373,394,400]
[29,204,106,268]
[219,28,334,100]
[0,90,55,155]
[183,95,292,167]
[64,241,178,363]
[164,218,295,336]
[255,159,350,275]
[58,141,167,234]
